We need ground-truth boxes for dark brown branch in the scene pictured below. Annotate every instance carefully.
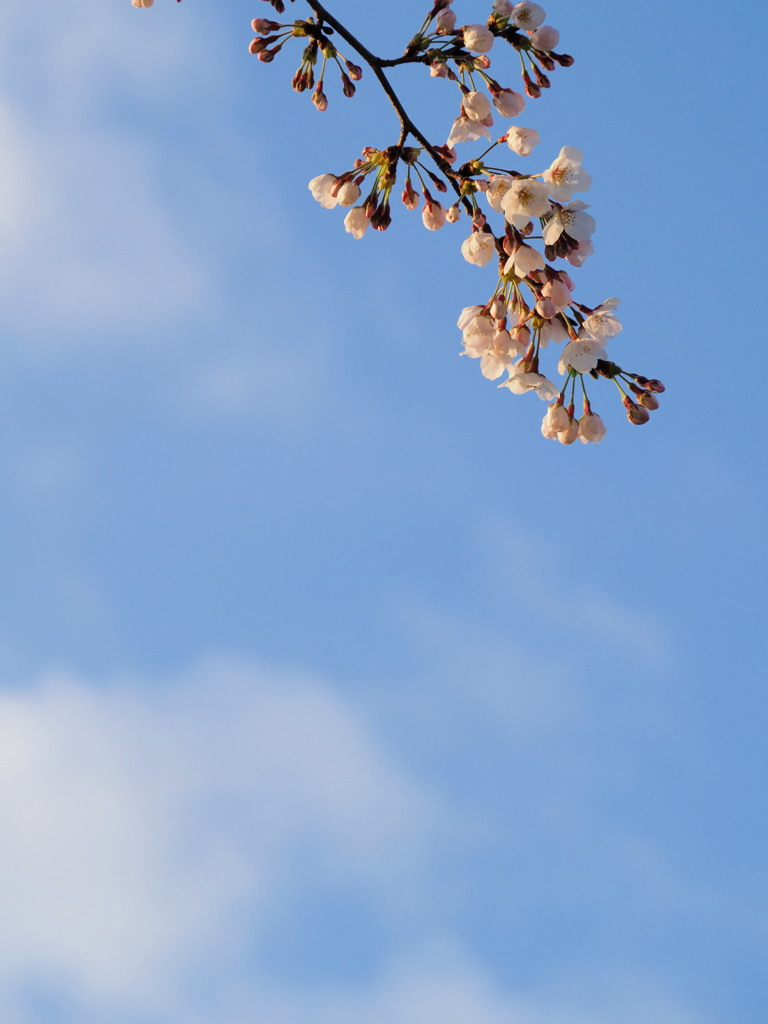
[305,0,466,203]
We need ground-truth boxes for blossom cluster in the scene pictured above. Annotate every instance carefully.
[134,0,663,443]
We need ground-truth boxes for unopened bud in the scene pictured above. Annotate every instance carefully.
[345,61,363,81]
[446,204,461,223]
[522,70,541,98]
[251,18,280,34]
[623,397,650,425]
[638,391,660,410]
[401,180,419,210]
[341,72,356,98]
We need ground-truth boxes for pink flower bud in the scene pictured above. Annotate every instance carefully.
[402,180,420,210]
[493,88,526,118]
[436,9,457,32]
[251,18,280,34]
[623,398,650,425]
[422,199,446,231]
[638,391,660,410]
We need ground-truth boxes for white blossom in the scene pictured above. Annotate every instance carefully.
[506,126,540,156]
[462,315,495,355]
[308,173,339,209]
[447,115,491,146]
[541,402,569,438]
[461,230,498,267]
[558,336,607,374]
[463,90,493,122]
[558,417,579,444]
[511,2,546,30]
[132,0,154,7]
[499,366,559,400]
[500,176,551,227]
[538,316,569,347]
[578,412,607,443]
[541,277,572,310]
[542,200,595,245]
[530,24,559,50]
[485,174,515,213]
[493,0,514,14]
[344,206,371,239]
[457,305,485,331]
[463,24,494,52]
[582,298,622,340]
[504,243,544,278]
[336,181,361,207]
[543,146,592,203]
[480,332,515,379]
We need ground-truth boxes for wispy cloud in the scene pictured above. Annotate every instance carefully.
[0,657,438,1007]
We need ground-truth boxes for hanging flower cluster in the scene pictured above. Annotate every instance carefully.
[133,0,663,444]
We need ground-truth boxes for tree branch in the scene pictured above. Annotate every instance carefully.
[305,0,465,201]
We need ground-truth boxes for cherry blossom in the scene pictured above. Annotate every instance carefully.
[582,298,622,340]
[463,90,493,122]
[506,126,540,156]
[344,206,371,238]
[558,336,607,375]
[504,243,545,277]
[511,2,547,31]
[543,146,593,203]
[462,24,494,53]
[542,200,595,246]
[541,401,569,438]
[578,411,607,443]
[501,177,551,226]
[461,230,498,267]
[139,0,664,443]
[500,367,559,401]
[308,173,339,209]
[447,114,492,147]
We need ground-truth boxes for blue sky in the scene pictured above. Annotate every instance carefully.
[0,1,766,1022]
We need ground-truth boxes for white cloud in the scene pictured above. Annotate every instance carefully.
[0,653,720,1024]
[0,657,438,1007]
